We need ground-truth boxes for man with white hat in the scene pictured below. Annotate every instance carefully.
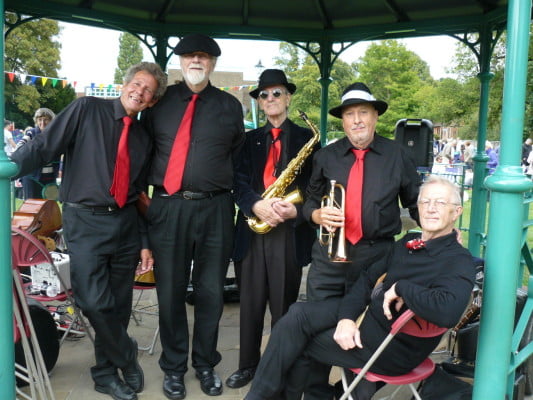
[141,33,245,399]
[301,82,421,398]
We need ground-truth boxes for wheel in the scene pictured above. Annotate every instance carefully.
[15,300,60,386]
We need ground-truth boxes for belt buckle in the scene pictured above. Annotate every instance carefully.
[107,206,115,212]
[182,191,194,200]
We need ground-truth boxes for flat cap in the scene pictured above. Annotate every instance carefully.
[173,33,221,57]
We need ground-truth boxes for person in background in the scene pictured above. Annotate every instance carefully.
[10,62,167,400]
[244,176,475,400]
[17,108,60,199]
[463,140,475,170]
[228,69,318,390]
[485,141,499,175]
[141,34,245,399]
[3,119,16,156]
[522,138,532,172]
[300,82,421,399]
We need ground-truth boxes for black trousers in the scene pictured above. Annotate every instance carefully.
[305,238,394,400]
[244,300,378,400]
[62,203,138,384]
[148,193,234,374]
[238,223,301,370]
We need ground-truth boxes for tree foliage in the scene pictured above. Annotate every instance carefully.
[351,40,433,136]
[273,42,355,137]
[270,34,533,145]
[4,13,76,129]
[114,33,143,84]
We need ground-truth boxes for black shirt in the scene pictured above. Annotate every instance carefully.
[302,134,421,240]
[339,231,475,374]
[141,82,245,192]
[11,97,151,206]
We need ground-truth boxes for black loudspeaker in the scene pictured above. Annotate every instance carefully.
[394,118,434,169]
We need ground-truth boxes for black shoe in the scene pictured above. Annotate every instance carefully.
[163,374,186,400]
[225,367,256,389]
[95,377,137,400]
[122,338,144,393]
[196,369,223,396]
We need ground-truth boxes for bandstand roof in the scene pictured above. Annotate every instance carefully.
[4,0,511,46]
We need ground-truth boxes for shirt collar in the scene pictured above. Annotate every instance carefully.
[113,98,133,122]
[264,119,290,136]
[339,134,381,156]
[407,231,459,256]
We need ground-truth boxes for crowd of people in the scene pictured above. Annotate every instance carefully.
[9,33,476,400]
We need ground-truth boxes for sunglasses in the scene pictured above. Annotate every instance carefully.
[258,88,286,99]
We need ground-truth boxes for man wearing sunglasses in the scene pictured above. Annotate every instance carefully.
[229,69,319,390]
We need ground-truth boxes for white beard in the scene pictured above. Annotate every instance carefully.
[184,68,207,86]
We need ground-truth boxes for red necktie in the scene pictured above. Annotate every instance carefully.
[109,116,132,208]
[163,94,199,195]
[345,149,369,245]
[263,128,282,189]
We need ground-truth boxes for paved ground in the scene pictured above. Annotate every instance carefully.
[17,265,530,400]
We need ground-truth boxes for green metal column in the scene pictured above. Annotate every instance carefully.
[154,33,169,71]
[467,26,493,257]
[0,0,19,396]
[473,0,532,398]
[318,40,332,146]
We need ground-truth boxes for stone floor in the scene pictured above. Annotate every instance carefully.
[17,265,530,400]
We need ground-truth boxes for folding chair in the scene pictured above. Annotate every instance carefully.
[131,273,159,355]
[11,227,94,346]
[339,310,448,400]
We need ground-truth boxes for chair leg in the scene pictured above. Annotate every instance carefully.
[408,383,422,400]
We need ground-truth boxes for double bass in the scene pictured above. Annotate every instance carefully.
[11,199,62,238]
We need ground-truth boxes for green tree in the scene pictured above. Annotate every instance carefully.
[353,40,433,136]
[274,42,355,138]
[4,13,76,129]
[114,33,143,84]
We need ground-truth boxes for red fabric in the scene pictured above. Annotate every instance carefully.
[345,149,369,245]
[263,128,282,189]
[163,94,199,195]
[109,116,133,207]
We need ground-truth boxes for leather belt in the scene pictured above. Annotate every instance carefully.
[154,188,229,200]
[64,202,119,212]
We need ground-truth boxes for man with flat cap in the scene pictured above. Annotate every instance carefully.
[301,82,421,398]
[227,69,319,389]
[141,33,244,399]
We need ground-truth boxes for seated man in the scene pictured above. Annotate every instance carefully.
[244,175,476,400]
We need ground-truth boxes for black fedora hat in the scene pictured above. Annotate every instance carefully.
[173,33,221,57]
[328,82,388,118]
[249,69,296,99]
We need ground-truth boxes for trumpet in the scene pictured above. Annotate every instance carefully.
[319,180,350,263]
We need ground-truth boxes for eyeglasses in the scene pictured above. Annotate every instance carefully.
[418,198,460,209]
[258,88,286,99]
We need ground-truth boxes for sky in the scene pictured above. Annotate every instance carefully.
[58,22,459,90]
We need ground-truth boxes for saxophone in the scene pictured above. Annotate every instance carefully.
[247,110,321,234]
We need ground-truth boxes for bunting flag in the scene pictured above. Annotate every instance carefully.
[4,70,258,94]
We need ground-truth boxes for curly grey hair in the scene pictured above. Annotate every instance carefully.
[124,61,168,101]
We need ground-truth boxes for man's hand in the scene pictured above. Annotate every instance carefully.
[311,206,344,232]
[272,200,297,220]
[382,283,404,320]
[252,198,284,227]
[333,319,363,350]
[136,248,154,275]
